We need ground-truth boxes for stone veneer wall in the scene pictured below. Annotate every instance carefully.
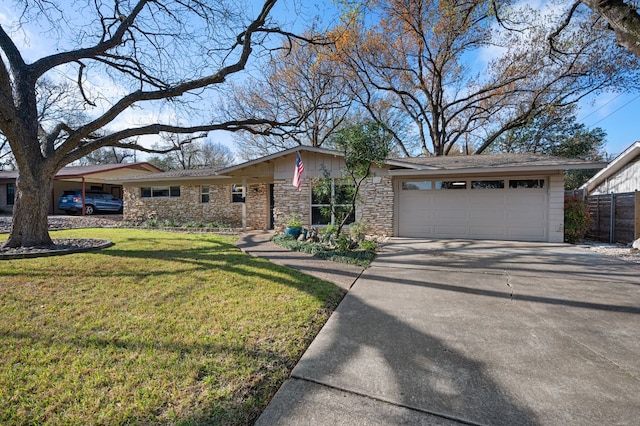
[358,175,394,236]
[123,183,269,230]
[245,183,269,230]
[272,176,394,236]
[272,180,311,231]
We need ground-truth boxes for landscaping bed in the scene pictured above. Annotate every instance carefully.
[270,230,380,268]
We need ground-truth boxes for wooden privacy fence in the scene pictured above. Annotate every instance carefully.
[584,191,640,244]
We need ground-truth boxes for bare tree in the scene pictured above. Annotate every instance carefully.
[228,32,353,160]
[148,134,235,170]
[577,1,640,58]
[0,0,296,247]
[199,140,236,169]
[335,0,639,156]
[78,147,134,165]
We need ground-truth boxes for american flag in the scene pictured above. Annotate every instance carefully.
[292,151,304,191]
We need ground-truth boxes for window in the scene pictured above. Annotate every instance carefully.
[141,186,181,198]
[311,179,355,226]
[232,184,244,203]
[436,180,467,190]
[402,181,432,190]
[6,183,15,205]
[201,185,210,203]
[471,180,505,189]
[509,179,545,189]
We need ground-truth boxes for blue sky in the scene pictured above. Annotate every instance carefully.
[1,0,638,160]
[577,92,640,156]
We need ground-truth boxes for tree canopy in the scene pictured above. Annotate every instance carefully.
[0,0,294,247]
[147,136,235,170]
[493,106,607,189]
[331,0,638,156]
[231,1,639,158]
[228,32,353,160]
[313,120,391,235]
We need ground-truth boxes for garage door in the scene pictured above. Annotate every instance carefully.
[398,178,548,241]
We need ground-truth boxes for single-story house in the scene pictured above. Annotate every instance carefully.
[116,146,603,243]
[0,162,162,214]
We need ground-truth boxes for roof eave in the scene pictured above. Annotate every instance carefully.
[216,146,345,175]
[580,142,640,193]
[56,162,163,179]
[110,174,231,184]
[388,162,606,177]
[383,159,437,170]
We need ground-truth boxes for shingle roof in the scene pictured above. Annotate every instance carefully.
[109,149,606,184]
[114,167,220,181]
[0,162,161,180]
[55,162,161,176]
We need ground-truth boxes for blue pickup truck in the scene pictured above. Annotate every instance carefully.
[58,190,123,215]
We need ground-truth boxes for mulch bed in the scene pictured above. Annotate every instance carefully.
[0,238,113,260]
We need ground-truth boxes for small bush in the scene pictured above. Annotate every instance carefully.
[144,219,159,228]
[183,221,205,228]
[161,219,178,227]
[564,196,590,243]
[359,239,378,252]
[319,225,338,243]
[284,213,303,228]
[335,234,352,252]
[209,221,231,229]
[348,221,369,242]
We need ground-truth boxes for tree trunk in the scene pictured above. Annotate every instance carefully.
[4,172,54,248]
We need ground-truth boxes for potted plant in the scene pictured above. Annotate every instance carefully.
[284,214,303,238]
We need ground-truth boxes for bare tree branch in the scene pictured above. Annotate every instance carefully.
[581,0,640,57]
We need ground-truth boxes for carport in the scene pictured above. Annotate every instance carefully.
[0,162,161,214]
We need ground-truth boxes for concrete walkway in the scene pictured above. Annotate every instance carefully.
[236,231,364,291]
[248,237,640,426]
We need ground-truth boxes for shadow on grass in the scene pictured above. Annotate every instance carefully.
[2,327,300,425]
[0,231,345,425]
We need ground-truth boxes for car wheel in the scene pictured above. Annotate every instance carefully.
[85,205,95,215]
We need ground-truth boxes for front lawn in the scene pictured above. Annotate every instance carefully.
[0,229,344,425]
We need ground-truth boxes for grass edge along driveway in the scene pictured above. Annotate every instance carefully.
[0,229,345,425]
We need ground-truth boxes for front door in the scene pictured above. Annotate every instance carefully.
[269,184,275,230]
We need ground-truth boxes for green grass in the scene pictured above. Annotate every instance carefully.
[0,229,344,425]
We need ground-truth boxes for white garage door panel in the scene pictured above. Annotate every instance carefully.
[507,227,547,240]
[470,226,507,239]
[398,180,548,241]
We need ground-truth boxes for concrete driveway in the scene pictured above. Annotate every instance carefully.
[257,239,640,425]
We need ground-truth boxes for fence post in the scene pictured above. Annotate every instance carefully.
[633,190,640,241]
[610,192,615,244]
[596,196,600,240]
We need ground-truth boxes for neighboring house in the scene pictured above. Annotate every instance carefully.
[0,162,162,214]
[580,141,640,243]
[581,141,640,195]
[117,146,602,243]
